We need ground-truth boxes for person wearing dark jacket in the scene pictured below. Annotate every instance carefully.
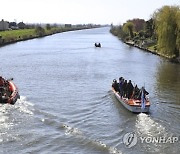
[127,80,134,99]
[119,77,124,97]
[137,87,149,100]
[0,76,5,87]
[112,79,119,92]
[133,85,140,99]
[122,80,127,97]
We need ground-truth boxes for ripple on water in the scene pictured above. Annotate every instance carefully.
[61,123,122,154]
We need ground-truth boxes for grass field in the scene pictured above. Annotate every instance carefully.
[0,29,36,40]
[0,26,96,45]
[0,27,79,44]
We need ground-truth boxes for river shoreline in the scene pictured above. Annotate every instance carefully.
[0,27,99,48]
[125,41,180,64]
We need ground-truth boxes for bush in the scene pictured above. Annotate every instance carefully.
[35,26,45,37]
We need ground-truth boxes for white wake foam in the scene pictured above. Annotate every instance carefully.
[61,123,122,154]
[136,113,166,136]
[0,96,34,143]
[14,96,34,115]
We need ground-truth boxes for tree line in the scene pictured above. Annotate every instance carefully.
[110,5,180,59]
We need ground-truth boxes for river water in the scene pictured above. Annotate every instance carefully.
[0,27,179,154]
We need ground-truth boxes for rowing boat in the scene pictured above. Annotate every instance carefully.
[112,87,150,113]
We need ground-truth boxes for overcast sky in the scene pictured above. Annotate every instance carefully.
[0,0,179,25]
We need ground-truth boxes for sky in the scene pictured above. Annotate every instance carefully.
[0,0,179,25]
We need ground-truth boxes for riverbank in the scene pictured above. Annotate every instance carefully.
[0,26,98,47]
[124,41,180,64]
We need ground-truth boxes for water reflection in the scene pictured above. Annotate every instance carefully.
[155,61,180,104]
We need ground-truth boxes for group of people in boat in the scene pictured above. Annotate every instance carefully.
[94,43,101,47]
[112,77,149,100]
[0,76,11,102]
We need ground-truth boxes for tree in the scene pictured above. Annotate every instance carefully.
[123,22,134,39]
[110,25,129,41]
[145,18,155,38]
[35,26,45,37]
[154,5,180,57]
[128,18,145,32]
[138,30,145,38]
[46,24,51,30]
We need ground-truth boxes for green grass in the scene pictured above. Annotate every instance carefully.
[0,29,36,40]
[0,26,92,44]
[148,45,156,51]
[0,28,67,43]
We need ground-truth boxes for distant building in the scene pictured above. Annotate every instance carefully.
[9,22,17,27]
[17,22,26,29]
[0,19,9,31]
[65,24,72,28]
[9,22,18,30]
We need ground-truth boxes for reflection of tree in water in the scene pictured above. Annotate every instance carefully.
[155,62,180,103]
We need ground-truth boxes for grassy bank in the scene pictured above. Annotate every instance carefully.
[0,26,94,46]
[0,29,36,42]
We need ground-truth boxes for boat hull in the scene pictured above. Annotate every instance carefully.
[0,80,20,105]
[112,88,150,113]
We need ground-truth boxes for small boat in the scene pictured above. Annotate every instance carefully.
[0,77,20,105]
[94,43,101,48]
[112,87,150,113]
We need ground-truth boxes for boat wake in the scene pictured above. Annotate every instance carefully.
[62,124,83,136]
[0,96,34,143]
[61,124,122,154]
[135,113,166,136]
[0,96,34,116]
[14,96,34,115]
[134,113,179,153]
[62,47,94,53]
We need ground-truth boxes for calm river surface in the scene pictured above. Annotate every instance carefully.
[0,27,179,154]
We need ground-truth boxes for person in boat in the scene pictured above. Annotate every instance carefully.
[127,80,134,99]
[118,77,123,97]
[137,87,149,100]
[112,79,119,92]
[132,85,140,99]
[0,77,8,102]
[122,79,127,97]
[0,77,5,95]
[0,76,5,87]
